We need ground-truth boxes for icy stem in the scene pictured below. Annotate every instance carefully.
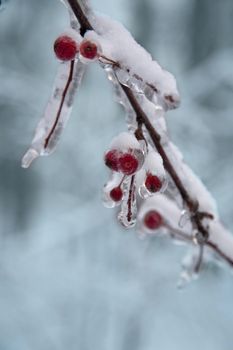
[22,60,86,168]
[118,175,137,228]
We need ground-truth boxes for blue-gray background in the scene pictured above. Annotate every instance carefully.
[0,0,233,349]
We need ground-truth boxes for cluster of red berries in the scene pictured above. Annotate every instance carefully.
[104,149,139,176]
[104,149,141,203]
[104,149,163,201]
[54,34,99,61]
[104,145,165,231]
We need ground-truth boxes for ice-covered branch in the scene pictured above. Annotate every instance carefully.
[21,0,233,280]
[22,59,86,168]
[63,0,233,270]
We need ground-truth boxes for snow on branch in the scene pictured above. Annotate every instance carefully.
[21,0,233,284]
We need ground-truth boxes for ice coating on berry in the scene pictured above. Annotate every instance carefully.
[110,187,123,202]
[54,35,78,61]
[144,210,163,230]
[119,153,139,175]
[145,173,162,193]
[80,40,98,60]
[104,149,120,171]
[102,172,123,208]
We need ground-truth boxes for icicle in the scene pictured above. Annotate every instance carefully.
[115,69,145,94]
[177,247,202,289]
[103,65,137,132]
[179,209,190,228]
[22,60,86,168]
[118,175,137,228]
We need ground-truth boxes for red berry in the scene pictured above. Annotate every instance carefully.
[104,150,120,171]
[54,35,77,61]
[144,210,163,230]
[110,187,123,202]
[145,174,162,193]
[119,153,139,175]
[80,40,98,59]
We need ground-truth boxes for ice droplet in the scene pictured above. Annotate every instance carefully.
[177,269,199,289]
[21,149,39,168]
[115,69,146,94]
[179,210,190,228]
[115,69,131,87]
[177,249,200,289]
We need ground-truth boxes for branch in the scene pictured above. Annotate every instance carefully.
[63,0,233,268]
[66,0,92,35]
[119,84,210,241]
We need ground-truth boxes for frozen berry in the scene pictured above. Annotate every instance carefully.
[145,174,162,193]
[110,187,123,202]
[104,150,120,171]
[119,153,139,175]
[144,210,163,230]
[80,40,98,59]
[54,35,78,61]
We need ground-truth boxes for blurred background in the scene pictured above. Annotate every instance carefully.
[0,0,233,349]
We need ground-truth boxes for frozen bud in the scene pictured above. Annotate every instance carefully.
[80,40,99,60]
[143,210,163,230]
[54,35,78,61]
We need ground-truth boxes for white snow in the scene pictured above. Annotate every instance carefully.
[87,14,180,108]
[144,149,165,177]
[110,131,141,151]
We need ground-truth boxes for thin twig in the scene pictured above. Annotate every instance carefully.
[66,0,93,35]
[44,60,75,149]
[127,175,135,223]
